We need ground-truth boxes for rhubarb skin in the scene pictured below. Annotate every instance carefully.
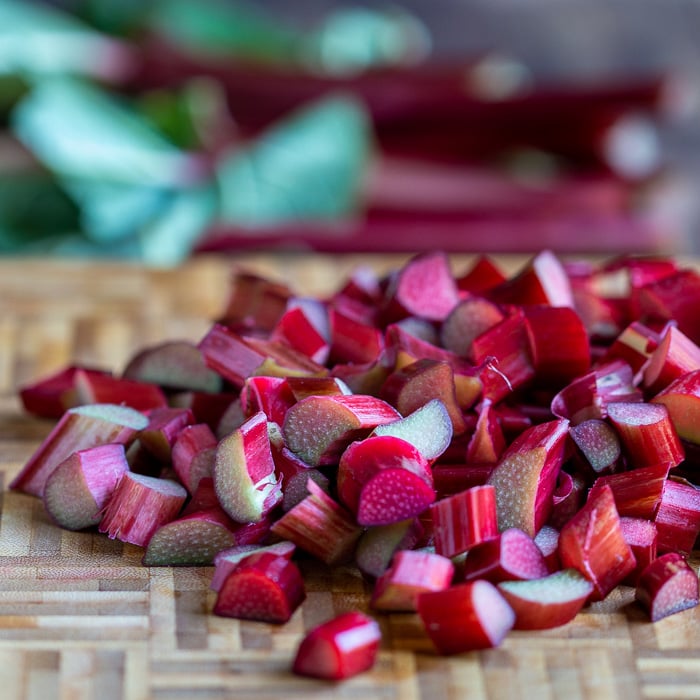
[635,552,700,622]
[213,552,306,624]
[10,403,148,498]
[497,568,594,630]
[558,484,636,602]
[371,549,455,611]
[651,369,700,445]
[292,611,381,680]
[653,479,700,556]
[416,580,515,655]
[487,418,570,537]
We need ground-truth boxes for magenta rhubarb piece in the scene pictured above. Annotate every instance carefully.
[497,569,594,630]
[653,478,700,556]
[43,443,130,531]
[534,525,561,573]
[431,484,499,558]
[292,611,381,680]
[210,541,296,592]
[213,552,305,624]
[487,418,569,537]
[10,403,147,497]
[455,255,506,294]
[651,369,700,445]
[466,399,506,465]
[635,552,700,622]
[354,518,425,578]
[99,472,187,547]
[416,580,515,655]
[282,393,400,466]
[73,369,168,411]
[558,484,636,601]
[569,418,621,475]
[371,549,455,611]
[328,307,385,365]
[440,296,505,358]
[271,298,331,365]
[139,407,195,463]
[240,375,296,425]
[171,423,218,493]
[643,326,700,396]
[620,516,658,585]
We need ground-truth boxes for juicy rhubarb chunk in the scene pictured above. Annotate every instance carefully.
[337,435,434,525]
[606,401,684,469]
[431,484,499,558]
[328,307,385,365]
[213,552,306,624]
[171,423,217,493]
[271,297,331,364]
[139,407,195,463]
[653,479,700,556]
[487,418,570,537]
[270,480,362,566]
[466,399,506,465]
[651,369,700,445]
[282,394,400,466]
[371,549,455,611]
[497,569,594,630]
[534,525,561,572]
[99,472,187,547]
[214,411,282,523]
[557,484,636,601]
[416,580,515,655]
[292,611,381,680]
[210,541,296,592]
[354,518,425,578]
[635,552,700,622]
[462,527,549,584]
[643,326,700,396]
[569,418,621,475]
[73,370,168,411]
[620,516,658,585]
[240,375,295,425]
[440,296,505,358]
[455,255,506,293]
[10,403,147,497]
[601,320,660,374]
[43,443,130,531]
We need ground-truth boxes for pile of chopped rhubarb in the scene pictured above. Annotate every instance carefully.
[12,250,700,679]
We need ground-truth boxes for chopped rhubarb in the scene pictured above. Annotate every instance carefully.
[431,484,499,558]
[328,307,385,365]
[354,518,425,578]
[210,541,296,592]
[240,375,295,425]
[292,611,381,680]
[416,580,515,655]
[466,399,506,465]
[139,407,195,463]
[651,369,700,445]
[11,403,147,497]
[73,370,168,411]
[440,296,505,358]
[171,423,218,493]
[635,552,700,622]
[653,478,700,556]
[497,569,594,630]
[534,525,561,572]
[569,418,621,475]
[271,298,331,365]
[213,552,306,624]
[620,516,658,585]
[43,443,130,531]
[99,472,187,547]
[643,326,700,396]
[371,549,455,611]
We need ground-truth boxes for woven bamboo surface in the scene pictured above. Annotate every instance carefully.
[1,253,700,700]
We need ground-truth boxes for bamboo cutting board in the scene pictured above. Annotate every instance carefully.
[1,253,699,700]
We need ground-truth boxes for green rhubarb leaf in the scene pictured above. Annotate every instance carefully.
[0,0,130,80]
[11,78,199,188]
[148,0,302,65]
[217,95,371,225]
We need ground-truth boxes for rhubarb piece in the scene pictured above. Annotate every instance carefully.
[557,484,636,601]
[635,552,700,622]
[292,611,381,680]
[271,298,331,364]
[431,484,499,558]
[432,464,494,499]
[19,365,109,419]
[465,399,506,465]
[73,370,168,411]
[485,250,574,308]
[416,580,515,655]
[643,326,700,396]
[142,509,239,566]
[569,418,621,475]
[285,375,352,401]
[497,569,594,630]
[270,480,362,565]
[462,527,549,584]
[282,394,400,466]
[589,462,670,519]
[469,309,536,403]
[371,398,453,461]
[380,358,468,435]
[620,516,658,585]
[171,423,218,493]
[440,296,505,358]
[651,369,700,445]
[534,525,561,572]
[653,478,700,556]
[10,403,147,497]
[214,411,282,523]
[280,466,329,513]
[354,517,425,578]
[172,390,239,432]
[328,307,385,365]
[371,549,455,611]
[523,305,591,387]
[606,401,684,469]
[382,250,459,323]
[601,320,660,374]
[638,268,700,345]
[455,255,506,293]
[548,471,587,530]
[213,552,306,624]
[337,435,434,524]
[43,443,129,531]
[99,472,187,547]
[122,340,223,393]
[139,407,195,463]
[211,541,296,592]
[218,270,290,332]
[240,375,295,425]
[487,418,569,537]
